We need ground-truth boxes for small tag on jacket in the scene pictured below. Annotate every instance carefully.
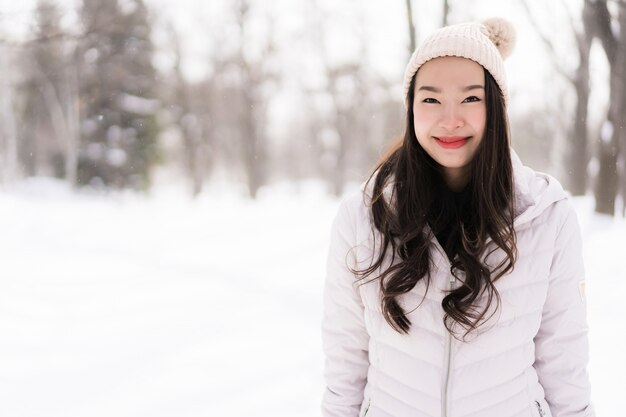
[578,280,586,301]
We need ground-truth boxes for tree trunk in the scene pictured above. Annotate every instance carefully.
[588,0,624,216]
[32,53,79,186]
[443,0,450,27]
[405,0,416,53]
[595,63,625,214]
[595,129,619,214]
[568,35,592,196]
[235,0,269,199]
[242,87,265,199]
[0,47,19,184]
[520,0,593,196]
[64,49,80,187]
[612,1,626,216]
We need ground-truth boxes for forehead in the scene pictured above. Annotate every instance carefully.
[415,56,485,88]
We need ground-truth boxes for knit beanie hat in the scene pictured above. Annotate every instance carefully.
[403,17,516,107]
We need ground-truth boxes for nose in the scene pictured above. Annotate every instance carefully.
[439,105,464,131]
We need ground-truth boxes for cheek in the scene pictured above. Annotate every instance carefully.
[413,111,434,135]
[467,107,486,132]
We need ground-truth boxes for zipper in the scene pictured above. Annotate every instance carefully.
[441,273,455,417]
[430,235,455,417]
[428,232,457,417]
[535,400,546,417]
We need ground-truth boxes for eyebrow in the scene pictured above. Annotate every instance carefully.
[417,85,484,93]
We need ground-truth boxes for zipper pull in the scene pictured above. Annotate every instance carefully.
[361,398,371,417]
[535,400,546,417]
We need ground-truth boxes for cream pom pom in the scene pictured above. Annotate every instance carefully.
[482,17,516,59]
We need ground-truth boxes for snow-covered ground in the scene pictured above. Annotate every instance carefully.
[0,178,623,416]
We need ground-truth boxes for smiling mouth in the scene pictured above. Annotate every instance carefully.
[435,136,470,143]
[434,136,471,149]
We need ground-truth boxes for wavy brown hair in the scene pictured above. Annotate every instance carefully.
[356,69,517,338]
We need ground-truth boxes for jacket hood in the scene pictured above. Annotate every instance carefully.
[510,149,569,227]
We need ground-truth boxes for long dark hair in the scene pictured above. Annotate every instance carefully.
[356,68,517,338]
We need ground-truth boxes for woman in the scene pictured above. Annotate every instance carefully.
[321,18,594,417]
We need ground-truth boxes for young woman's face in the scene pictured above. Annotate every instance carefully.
[412,56,486,190]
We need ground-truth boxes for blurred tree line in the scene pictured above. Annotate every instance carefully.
[0,0,625,216]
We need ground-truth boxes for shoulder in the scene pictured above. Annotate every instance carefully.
[331,177,389,256]
[334,187,372,232]
[511,150,572,228]
[514,178,582,265]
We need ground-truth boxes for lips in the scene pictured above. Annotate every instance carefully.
[434,136,470,149]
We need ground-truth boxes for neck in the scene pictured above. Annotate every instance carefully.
[443,167,469,191]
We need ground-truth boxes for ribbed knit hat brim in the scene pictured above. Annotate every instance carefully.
[403,18,515,107]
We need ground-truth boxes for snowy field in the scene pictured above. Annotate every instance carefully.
[0,178,624,417]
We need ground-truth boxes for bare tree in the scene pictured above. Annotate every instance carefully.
[585,0,626,215]
[520,0,593,196]
[324,63,367,195]
[405,0,451,54]
[0,45,19,184]
[25,44,80,185]
[165,23,214,197]
[230,0,276,198]
[302,0,391,196]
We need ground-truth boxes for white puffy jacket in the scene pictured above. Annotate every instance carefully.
[322,151,595,417]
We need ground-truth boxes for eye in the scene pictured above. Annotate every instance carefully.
[463,96,481,103]
[422,98,439,104]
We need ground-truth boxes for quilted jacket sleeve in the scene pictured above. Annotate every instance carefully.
[533,201,595,417]
[321,197,370,417]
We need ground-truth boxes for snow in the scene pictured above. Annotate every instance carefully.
[0,178,623,416]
